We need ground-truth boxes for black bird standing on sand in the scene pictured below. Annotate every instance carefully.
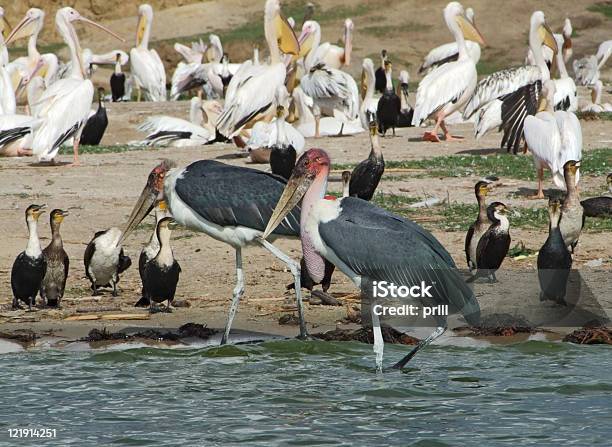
[40,209,70,308]
[84,227,131,296]
[110,52,126,102]
[538,197,572,305]
[80,87,108,146]
[349,121,385,201]
[465,181,491,271]
[469,202,511,283]
[11,204,47,310]
[142,217,182,312]
[377,61,401,136]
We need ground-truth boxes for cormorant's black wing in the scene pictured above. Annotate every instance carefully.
[175,160,300,236]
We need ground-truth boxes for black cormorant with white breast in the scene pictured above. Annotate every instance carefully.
[464,181,491,272]
[11,204,47,310]
[263,149,480,370]
[269,103,297,180]
[538,197,572,305]
[374,49,387,94]
[79,87,108,146]
[84,227,132,296]
[396,70,414,127]
[376,61,401,136]
[136,200,170,307]
[559,160,582,253]
[581,173,612,218]
[349,122,384,200]
[40,209,69,308]
[142,217,181,312]
[468,202,511,283]
[110,52,126,101]
[120,158,306,345]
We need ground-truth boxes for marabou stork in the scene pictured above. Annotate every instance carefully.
[121,159,307,344]
[263,149,480,370]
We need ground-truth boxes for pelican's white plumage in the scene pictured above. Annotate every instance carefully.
[551,34,577,112]
[524,81,582,194]
[419,41,481,74]
[360,58,378,128]
[130,4,166,101]
[411,2,485,141]
[474,99,502,139]
[217,0,298,138]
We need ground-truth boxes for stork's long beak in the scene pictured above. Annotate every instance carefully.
[77,16,125,42]
[539,23,557,53]
[5,15,36,45]
[119,182,158,244]
[457,14,486,47]
[263,172,313,239]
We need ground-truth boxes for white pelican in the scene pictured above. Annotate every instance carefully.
[305,18,353,70]
[359,58,378,128]
[130,4,166,101]
[31,8,123,165]
[581,80,612,113]
[561,18,573,64]
[136,96,219,146]
[524,81,582,199]
[216,0,299,139]
[298,20,360,137]
[418,7,481,74]
[412,2,486,142]
[292,86,362,137]
[552,34,577,112]
[595,40,612,69]
[5,8,59,92]
[174,39,206,64]
[0,7,16,115]
[463,11,557,153]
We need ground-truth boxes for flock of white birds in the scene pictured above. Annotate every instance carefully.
[0,0,610,194]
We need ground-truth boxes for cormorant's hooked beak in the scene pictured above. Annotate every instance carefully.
[119,182,158,244]
[263,168,314,240]
[456,13,486,47]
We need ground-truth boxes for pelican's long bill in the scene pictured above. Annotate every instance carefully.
[456,13,486,46]
[538,23,558,52]
[136,13,147,46]
[5,14,36,44]
[263,161,315,240]
[274,13,300,56]
[77,16,125,43]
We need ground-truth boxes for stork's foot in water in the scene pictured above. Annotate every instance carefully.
[422,131,441,142]
[392,326,446,369]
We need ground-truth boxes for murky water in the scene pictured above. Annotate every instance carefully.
[1,339,611,446]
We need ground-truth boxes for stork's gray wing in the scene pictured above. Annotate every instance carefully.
[319,198,479,324]
[175,160,300,236]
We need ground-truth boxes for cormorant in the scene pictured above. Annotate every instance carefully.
[40,209,70,308]
[142,217,181,312]
[374,49,387,94]
[341,170,351,197]
[269,104,297,180]
[538,197,572,305]
[11,205,47,310]
[377,61,401,136]
[581,173,612,218]
[469,202,511,283]
[84,227,131,296]
[79,87,108,146]
[559,160,582,253]
[465,181,491,271]
[349,121,384,201]
[110,52,126,102]
[135,200,170,307]
[396,70,414,127]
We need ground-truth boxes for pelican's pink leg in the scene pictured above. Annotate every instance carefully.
[441,119,463,141]
[422,113,443,142]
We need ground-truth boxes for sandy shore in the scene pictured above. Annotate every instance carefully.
[0,97,610,348]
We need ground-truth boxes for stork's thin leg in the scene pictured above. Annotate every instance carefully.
[258,239,308,339]
[371,306,384,373]
[221,248,245,345]
[392,325,447,369]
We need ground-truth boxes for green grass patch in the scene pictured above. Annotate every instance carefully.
[333,148,612,180]
[363,23,430,38]
[78,145,154,154]
[576,111,612,121]
[588,2,612,18]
